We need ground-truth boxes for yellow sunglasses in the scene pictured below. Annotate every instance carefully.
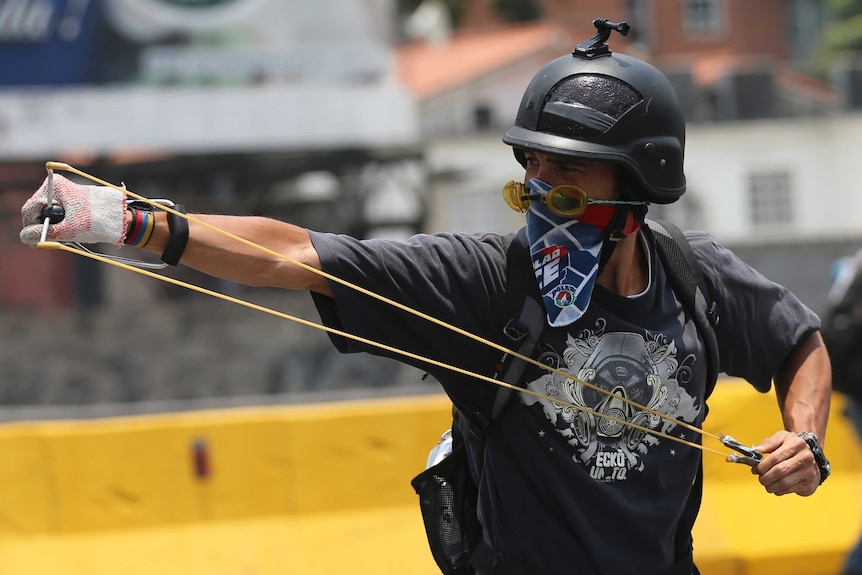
[503,180,643,218]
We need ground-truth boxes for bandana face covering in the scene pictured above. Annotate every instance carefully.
[524,178,644,327]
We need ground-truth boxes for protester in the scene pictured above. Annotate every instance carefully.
[822,252,862,575]
[20,20,831,575]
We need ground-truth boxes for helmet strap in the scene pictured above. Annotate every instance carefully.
[597,174,644,274]
[597,206,633,274]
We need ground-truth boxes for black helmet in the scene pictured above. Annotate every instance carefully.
[503,19,686,204]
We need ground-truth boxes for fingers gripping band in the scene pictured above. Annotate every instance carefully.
[161,204,188,266]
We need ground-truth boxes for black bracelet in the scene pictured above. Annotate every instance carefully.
[124,208,140,245]
[161,204,188,266]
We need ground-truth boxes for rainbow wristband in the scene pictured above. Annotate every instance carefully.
[124,208,155,247]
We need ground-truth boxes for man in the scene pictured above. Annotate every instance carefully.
[20,20,831,575]
[823,252,862,575]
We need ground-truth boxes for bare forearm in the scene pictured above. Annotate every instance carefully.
[139,211,331,295]
[749,330,832,496]
[773,330,832,441]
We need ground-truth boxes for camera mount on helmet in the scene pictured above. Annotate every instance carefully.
[573,18,630,60]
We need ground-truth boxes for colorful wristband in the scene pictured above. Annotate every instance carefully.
[124,208,155,247]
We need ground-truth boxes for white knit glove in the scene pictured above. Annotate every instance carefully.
[20,174,126,246]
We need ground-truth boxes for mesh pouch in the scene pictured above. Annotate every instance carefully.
[411,443,482,575]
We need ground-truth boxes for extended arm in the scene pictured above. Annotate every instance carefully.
[19,174,333,296]
[142,211,331,296]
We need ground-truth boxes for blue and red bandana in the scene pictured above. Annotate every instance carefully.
[525,178,604,327]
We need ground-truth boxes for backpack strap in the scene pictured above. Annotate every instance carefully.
[461,228,545,439]
[645,218,721,398]
[645,219,722,572]
[493,228,545,415]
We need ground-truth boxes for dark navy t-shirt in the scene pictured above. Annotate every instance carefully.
[309,226,820,575]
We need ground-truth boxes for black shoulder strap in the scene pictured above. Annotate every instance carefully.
[645,221,720,566]
[459,228,545,438]
[646,219,721,398]
[493,228,545,415]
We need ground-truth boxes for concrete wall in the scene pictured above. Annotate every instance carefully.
[0,381,859,575]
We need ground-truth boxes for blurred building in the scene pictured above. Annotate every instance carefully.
[1,0,850,307]
[399,0,857,313]
[403,0,840,237]
[0,0,430,409]
[0,0,422,309]
[0,0,857,409]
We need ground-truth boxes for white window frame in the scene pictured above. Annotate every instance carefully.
[748,170,794,229]
[682,0,725,35]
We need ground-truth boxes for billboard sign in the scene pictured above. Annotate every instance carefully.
[0,0,104,85]
[0,0,392,86]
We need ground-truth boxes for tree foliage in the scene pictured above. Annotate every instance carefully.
[820,0,862,67]
[827,0,862,19]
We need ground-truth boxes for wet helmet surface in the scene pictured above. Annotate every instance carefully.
[503,45,686,204]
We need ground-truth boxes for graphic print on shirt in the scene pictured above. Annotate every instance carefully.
[520,321,701,482]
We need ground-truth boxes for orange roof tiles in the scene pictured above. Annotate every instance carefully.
[774,65,837,106]
[395,21,835,111]
[395,22,572,99]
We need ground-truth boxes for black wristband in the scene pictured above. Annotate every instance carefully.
[123,208,140,245]
[798,432,831,485]
[161,204,188,266]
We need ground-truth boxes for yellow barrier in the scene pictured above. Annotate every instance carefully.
[0,394,452,532]
[697,382,862,575]
[0,380,858,575]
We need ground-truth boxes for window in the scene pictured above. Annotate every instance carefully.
[786,0,825,59]
[682,0,724,34]
[624,0,652,48]
[474,103,493,131]
[748,171,793,227]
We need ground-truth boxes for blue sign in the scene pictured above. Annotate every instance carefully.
[0,0,106,86]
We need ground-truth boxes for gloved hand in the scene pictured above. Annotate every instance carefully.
[20,174,126,246]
